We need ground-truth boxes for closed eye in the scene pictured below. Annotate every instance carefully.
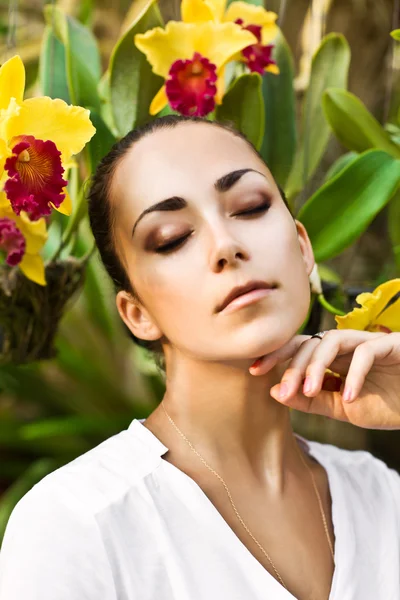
[155,201,270,254]
[233,201,270,217]
[155,232,193,254]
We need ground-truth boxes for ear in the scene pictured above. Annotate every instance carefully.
[116,290,163,342]
[294,219,315,277]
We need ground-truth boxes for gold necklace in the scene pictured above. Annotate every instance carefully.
[161,400,335,590]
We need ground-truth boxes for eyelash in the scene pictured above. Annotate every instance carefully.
[154,201,271,254]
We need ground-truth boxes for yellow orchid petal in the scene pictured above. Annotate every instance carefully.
[63,157,78,170]
[0,138,9,177]
[18,211,48,255]
[208,0,227,21]
[52,188,72,216]
[215,67,226,104]
[372,296,400,332]
[197,22,257,69]
[335,279,400,331]
[181,0,226,22]
[5,97,96,162]
[335,300,374,331]
[265,63,280,74]
[0,97,20,142]
[150,85,168,115]
[19,253,46,286]
[260,24,280,46]
[0,195,11,213]
[0,190,8,208]
[0,203,47,255]
[135,21,257,78]
[181,0,215,22]
[0,55,25,111]
[224,2,278,28]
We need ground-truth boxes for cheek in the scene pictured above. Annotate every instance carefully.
[134,262,203,327]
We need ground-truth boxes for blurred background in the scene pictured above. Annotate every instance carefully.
[0,0,399,543]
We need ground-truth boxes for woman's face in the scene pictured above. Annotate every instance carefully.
[114,123,315,364]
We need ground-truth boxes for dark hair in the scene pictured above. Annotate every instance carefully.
[87,114,293,370]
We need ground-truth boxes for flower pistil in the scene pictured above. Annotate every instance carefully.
[4,134,67,221]
[166,52,218,116]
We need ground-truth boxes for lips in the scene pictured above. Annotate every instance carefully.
[217,280,276,313]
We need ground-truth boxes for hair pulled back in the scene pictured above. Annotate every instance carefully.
[87,114,292,369]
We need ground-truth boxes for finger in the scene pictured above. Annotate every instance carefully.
[249,334,313,375]
[342,332,400,403]
[270,384,348,421]
[267,337,324,400]
[275,329,388,401]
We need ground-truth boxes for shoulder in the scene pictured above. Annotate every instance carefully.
[303,435,400,504]
[0,424,157,598]
[8,422,159,521]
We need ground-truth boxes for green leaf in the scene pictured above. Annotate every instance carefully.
[391,29,400,41]
[226,0,263,5]
[18,415,133,441]
[297,150,400,262]
[322,88,400,158]
[98,72,119,136]
[39,27,70,102]
[44,5,101,111]
[388,188,400,273]
[317,264,341,284]
[286,33,351,200]
[77,0,94,25]
[385,122,400,146]
[109,0,164,137]
[324,151,358,182]
[216,73,265,150]
[261,31,296,188]
[86,110,117,171]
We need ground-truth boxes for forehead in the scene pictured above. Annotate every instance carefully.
[112,123,273,213]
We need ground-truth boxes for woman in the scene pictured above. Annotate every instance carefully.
[0,114,399,600]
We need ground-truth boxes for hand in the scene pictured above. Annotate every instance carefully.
[249,329,400,430]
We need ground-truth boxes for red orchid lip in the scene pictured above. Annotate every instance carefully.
[216,280,276,313]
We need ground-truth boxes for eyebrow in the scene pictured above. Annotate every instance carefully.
[131,168,267,239]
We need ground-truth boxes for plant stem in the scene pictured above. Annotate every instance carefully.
[317,292,346,316]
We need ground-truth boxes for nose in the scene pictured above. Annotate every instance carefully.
[208,221,249,272]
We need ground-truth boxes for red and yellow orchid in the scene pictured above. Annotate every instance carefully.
[0,55,95,222]
[134,20,257,117]
[0,192,47,285]
[181,0,280,75]
[335,279,400,333]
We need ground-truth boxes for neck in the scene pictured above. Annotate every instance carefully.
[156,356,301,492]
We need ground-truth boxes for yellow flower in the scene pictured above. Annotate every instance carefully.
[134,20,257,116]
[335,279,400,333]
[0,55,95,222]
[0,192,47,285]
[181,0,280,75]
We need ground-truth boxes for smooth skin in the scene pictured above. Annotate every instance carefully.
[250,329,400,430]
[111,122,399,600]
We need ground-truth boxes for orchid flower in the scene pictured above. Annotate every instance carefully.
[335,279,400,333]
[181,0,280,75]
[134,20,257,117]
[0,192,47,285]
[0,55,95,222]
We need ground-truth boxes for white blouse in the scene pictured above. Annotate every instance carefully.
[0,417,399,600]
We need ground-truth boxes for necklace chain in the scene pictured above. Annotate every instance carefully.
[161,400,335,590]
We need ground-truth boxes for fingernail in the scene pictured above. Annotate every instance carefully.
[343,386,353,402]
[250,358,263,370]
[303,376,312,394]
[279,382,289,399]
